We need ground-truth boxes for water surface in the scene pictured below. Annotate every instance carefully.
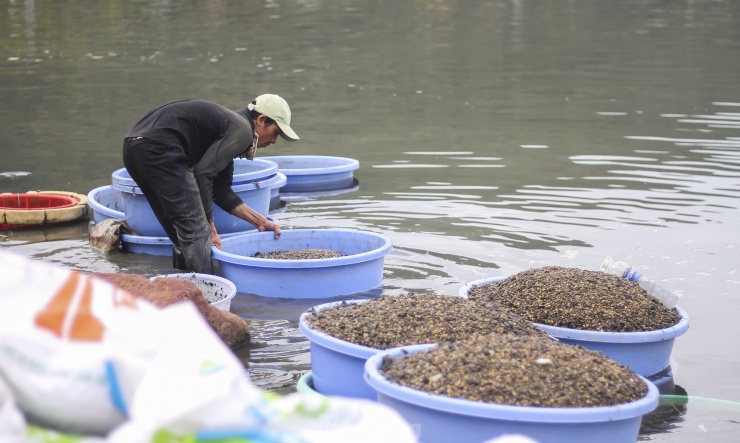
[1,1,739,440]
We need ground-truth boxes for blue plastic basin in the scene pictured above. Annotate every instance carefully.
[212,229,392,298]
[210,174,284,234]
[87,185,124,223]
[459,276,690,376]
[232,158,278,184]
[299,299,377,399]
[365,344,659,443]
[260,155,359,192]
[114,174,283,237]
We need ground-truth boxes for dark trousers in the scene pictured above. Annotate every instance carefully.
[122,138,214,274]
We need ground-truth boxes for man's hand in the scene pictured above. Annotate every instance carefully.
[230,203,281,239]
[257,218,281,239]
[210,220,222,250]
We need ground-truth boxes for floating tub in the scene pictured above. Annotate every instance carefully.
[121,216,277,256]
[299,299,377,399]
[459,276,690,376]
[261,155,359,192]
[87,185,124,223]
[279,178,360,203]
[212,229,392,298]
[114,174,283,237]
[0,193,85,230]
[149,273,237,311]
[365,344,659,443]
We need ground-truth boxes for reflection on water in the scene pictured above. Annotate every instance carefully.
[229,288,382,393]
[2,1,740,441]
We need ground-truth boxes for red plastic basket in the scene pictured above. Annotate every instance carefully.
[0,193,79,229]
[0,193,78,210]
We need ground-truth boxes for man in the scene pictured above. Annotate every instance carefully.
[122,94,299,274]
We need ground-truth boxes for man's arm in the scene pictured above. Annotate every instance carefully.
[229,203,281,239]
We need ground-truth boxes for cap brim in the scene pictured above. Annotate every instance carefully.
[277,122,299,141]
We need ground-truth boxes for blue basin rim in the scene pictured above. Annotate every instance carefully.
[112,159,278,187]
[232,158,279,183]
[87,185,124,218]
[212,229,392,269]
[533,307,688,343]
[260,155,360,175]
[273,171,287,190]
[112,173,284,195]
[364,343,660,422]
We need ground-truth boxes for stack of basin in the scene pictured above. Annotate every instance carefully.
[110,158,282,237]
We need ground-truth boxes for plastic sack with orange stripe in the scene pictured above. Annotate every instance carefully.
[0,250,416,443]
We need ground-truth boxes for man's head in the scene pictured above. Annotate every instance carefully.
[248,94,299,148]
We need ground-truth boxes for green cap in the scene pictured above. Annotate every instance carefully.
[249,94,299,141]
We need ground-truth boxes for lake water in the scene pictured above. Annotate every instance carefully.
[1,1,739,440]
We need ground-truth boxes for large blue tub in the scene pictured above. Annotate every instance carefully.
[365,344,659,443]
[212,229,392,298]
[113,174,283,237]
[459,276,690,377]
[299,299,377,399]
[260,155,359,192]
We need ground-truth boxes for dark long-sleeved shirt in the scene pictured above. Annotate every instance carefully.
[126,100,254,221]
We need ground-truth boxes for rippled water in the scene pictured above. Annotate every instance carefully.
[1,1,739,440]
